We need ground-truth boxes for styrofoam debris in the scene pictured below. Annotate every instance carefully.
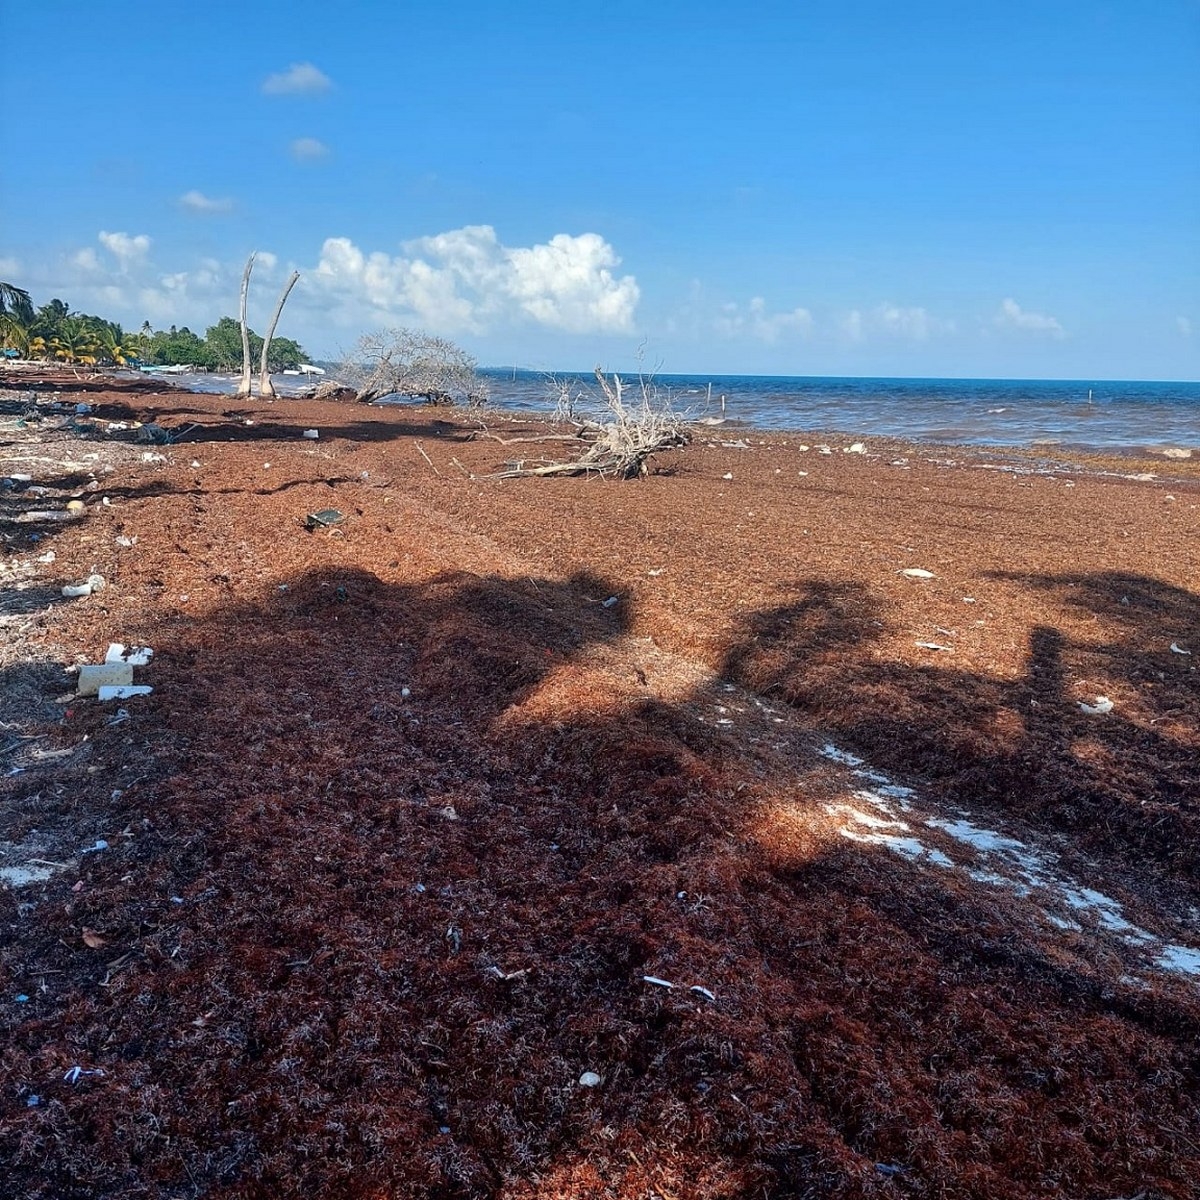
[1170,643,1191,655]
[901,568,935,579]
[77,663,134,696]
[1079,696,1114,715]
[97,685,153,701]
[302,429,319,439]
[578,1071,602,1087]
[105,644,153,666]
[642,975,674,989]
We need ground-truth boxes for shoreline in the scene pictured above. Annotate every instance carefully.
[2,368,1199,1198]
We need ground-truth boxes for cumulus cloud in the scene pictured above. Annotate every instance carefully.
[876,303,954,340]
[98,231,151,271]
[0,256,20,276]
[314,225,639,334]
[179,190,233,214]
[290,137,330,162]
[43,224,638,346]
[714,296,813,343]
[262,62,332,95]
[1177,316,1193,338]
[994,298,1064,338]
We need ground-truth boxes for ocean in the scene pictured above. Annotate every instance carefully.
[158,368,1199,454]
[479,371,1200,454]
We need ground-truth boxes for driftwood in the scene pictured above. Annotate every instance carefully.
[494,367,691,480]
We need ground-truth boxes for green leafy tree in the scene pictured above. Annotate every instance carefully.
[203,316,305,372]
[150,325,213,368]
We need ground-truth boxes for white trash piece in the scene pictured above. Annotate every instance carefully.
[1079,696,1114,716]
[97,685,153,701]
[302,429,320,439]
[105,643,153,666]
[62,574,106,598]
[578,1071,602,1087]
[77,663,134,696]
[901,568,935,579]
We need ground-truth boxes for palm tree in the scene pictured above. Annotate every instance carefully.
[0,281,34,324]
[50,317,100,365]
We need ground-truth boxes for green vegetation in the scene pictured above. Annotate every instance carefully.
[0,285,306,371]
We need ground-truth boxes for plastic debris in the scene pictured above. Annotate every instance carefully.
[62,574,106,598]
[66,500,85,515]
[305,509,344,530]
[721,472,733,480]
[601,596,620,608]
[77,663,134,696]
[642,975,674,988]
[689,985,717,1002]
[63,1066,106,1085]
[82,839,109,854]
[915,642,952,652]
[844,442,866,454]
[97,685,153,701]
[1079,696,1114,716]
[15,994,29,1003]
[901,568,935,579]
[26,1096,39,1107]
[302,429,319,439]
[1170,643,1191,655]
[578,1071,602,1087]
[105,643,154,666]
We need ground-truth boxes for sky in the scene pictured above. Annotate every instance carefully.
[1,0,1197,379]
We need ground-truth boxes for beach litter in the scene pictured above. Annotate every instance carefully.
[305,508,344,531]
[302,429,320,439]
[844,442,866,454]
[77,663,134,696]
[642,975,674,989]
[1170,643,1191,655]
[1079,696,1114,716]
[98,684,153,701]
[105,643,153,666]
[900,568,935,579]
[62,574,106,598]
[915,642,952,652]
[578,1071,602,1087]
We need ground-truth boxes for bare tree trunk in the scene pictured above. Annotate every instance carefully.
[236,253,256,398]
[258,271,300,399]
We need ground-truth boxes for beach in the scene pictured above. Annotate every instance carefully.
[2,368,1199,1198]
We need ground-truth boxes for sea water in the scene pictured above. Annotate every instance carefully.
[480,371,1199,454]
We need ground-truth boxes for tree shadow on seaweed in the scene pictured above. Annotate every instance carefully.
[4,566,1200,1200]
[721,572,1200,895]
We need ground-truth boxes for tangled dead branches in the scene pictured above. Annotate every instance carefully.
[495,367,692,480]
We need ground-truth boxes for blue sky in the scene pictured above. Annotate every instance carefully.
[2,1,1197,378]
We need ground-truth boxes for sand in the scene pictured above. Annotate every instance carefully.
[1,369,1198,1199]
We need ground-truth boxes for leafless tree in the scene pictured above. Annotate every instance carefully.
[235,253,255,398]
[258,270,301,399]
[339,329,487,406]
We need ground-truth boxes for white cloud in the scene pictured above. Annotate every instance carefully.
[714,296,813,343]
[1177,316,1193,338]
[841,310,864,342]
[876,303,954,340]
[994,298,1064,338]
[179,190,233,214]
[314,225,639,334]
[98,231,151,272]
[43,224,638,345]
[262,62,332,96]
[290,137,329,161]
[0,256,20,276]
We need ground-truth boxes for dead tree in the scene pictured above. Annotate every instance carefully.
[258,270,301,399]
[340,329,487,406]
[495,367,692,480]
[235,253,256,398]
